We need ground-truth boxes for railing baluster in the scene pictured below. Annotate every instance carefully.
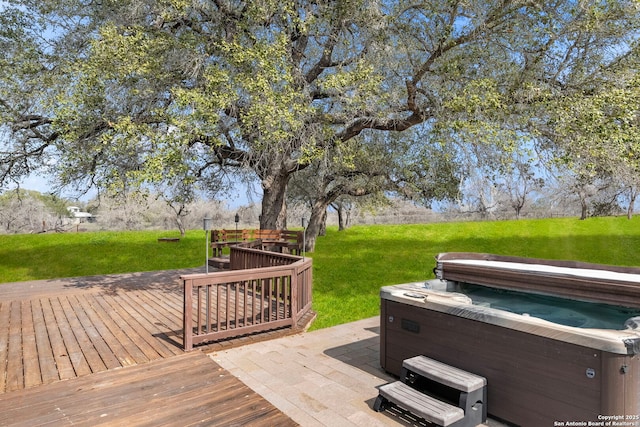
[224,283,233,329]
[243,280,248,327]
[233,281,239,329]
[196,285,202,334]
[260,278,266,323]
[205,284,210,334]
[251,279,257,325]
[267,277,272,322]
[216,284,221,331]
[276,276,282,320]
[285,275,291,318]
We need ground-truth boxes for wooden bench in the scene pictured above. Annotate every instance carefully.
[210,229,248,257]
[255,229,303,255]
[210,229,304,261]
[375,355,487,427]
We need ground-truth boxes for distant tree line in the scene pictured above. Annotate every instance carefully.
[0,183,627,236]
[0,189,233,235]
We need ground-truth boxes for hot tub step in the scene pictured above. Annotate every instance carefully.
[402,355,487,393]
[375,355,487,427]
[374,381,464,426]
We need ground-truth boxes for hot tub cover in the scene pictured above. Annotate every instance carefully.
[435,252,640,308]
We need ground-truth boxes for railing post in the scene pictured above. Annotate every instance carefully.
[183,277,194,351]
[291,265,299,326]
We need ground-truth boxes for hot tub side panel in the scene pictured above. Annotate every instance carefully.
[380,299,636,426]
[601,352,640,415]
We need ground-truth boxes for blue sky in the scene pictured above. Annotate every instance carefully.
[15,172,254,207]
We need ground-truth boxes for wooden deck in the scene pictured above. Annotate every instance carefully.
[0,351,296,426]
[0,269,301,425]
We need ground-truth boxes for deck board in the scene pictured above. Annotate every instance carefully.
[6,301,23,392]
[0,352,297,426]
[21,300,42,389]
[0,302,10,392]
[69,294,122,370]
[32,299,59,385]
[50,296,93,377]
[75,293,135,367]
[40,297,76,380]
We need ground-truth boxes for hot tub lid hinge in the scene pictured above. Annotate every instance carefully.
[623,338,640,355]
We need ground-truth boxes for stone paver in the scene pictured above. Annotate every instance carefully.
[212,317,393,426]
[212,317,507,427]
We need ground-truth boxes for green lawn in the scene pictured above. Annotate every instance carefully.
[2,216,640,330]
[0,230,205,282]
[309,216,640,329]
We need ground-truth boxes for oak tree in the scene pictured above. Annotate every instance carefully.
[1,0,638,245]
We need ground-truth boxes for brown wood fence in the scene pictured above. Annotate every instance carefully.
[182,246,313,351]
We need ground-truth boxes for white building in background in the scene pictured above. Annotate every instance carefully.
[67,206,94,223]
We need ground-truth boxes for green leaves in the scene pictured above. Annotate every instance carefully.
[443,78,505,117]
[223,34,309,144]
[550,75,640,171]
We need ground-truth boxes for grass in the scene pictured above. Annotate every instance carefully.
[0,230,205,282]
[2,216,640,330]
[309,216,640,329]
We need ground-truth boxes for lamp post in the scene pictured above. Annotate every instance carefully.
[203,217,212,274]
[234,213,240,243]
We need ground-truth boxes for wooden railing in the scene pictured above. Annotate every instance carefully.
[181,246,313,351]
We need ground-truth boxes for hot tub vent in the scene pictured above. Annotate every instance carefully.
[401,318,420,334]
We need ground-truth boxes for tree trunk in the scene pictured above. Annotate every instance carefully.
[333,200,351,231]
[337,204,345,230]
[319,209,327,236]
[627,188,637,220]
[278,197,288,229]
[168,202,187,237]
[305,199,330,252]
[259,171,290,230]
[580,198,588,220]
[176,216,186,237]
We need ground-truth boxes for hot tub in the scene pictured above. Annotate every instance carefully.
[380,253,640,426]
